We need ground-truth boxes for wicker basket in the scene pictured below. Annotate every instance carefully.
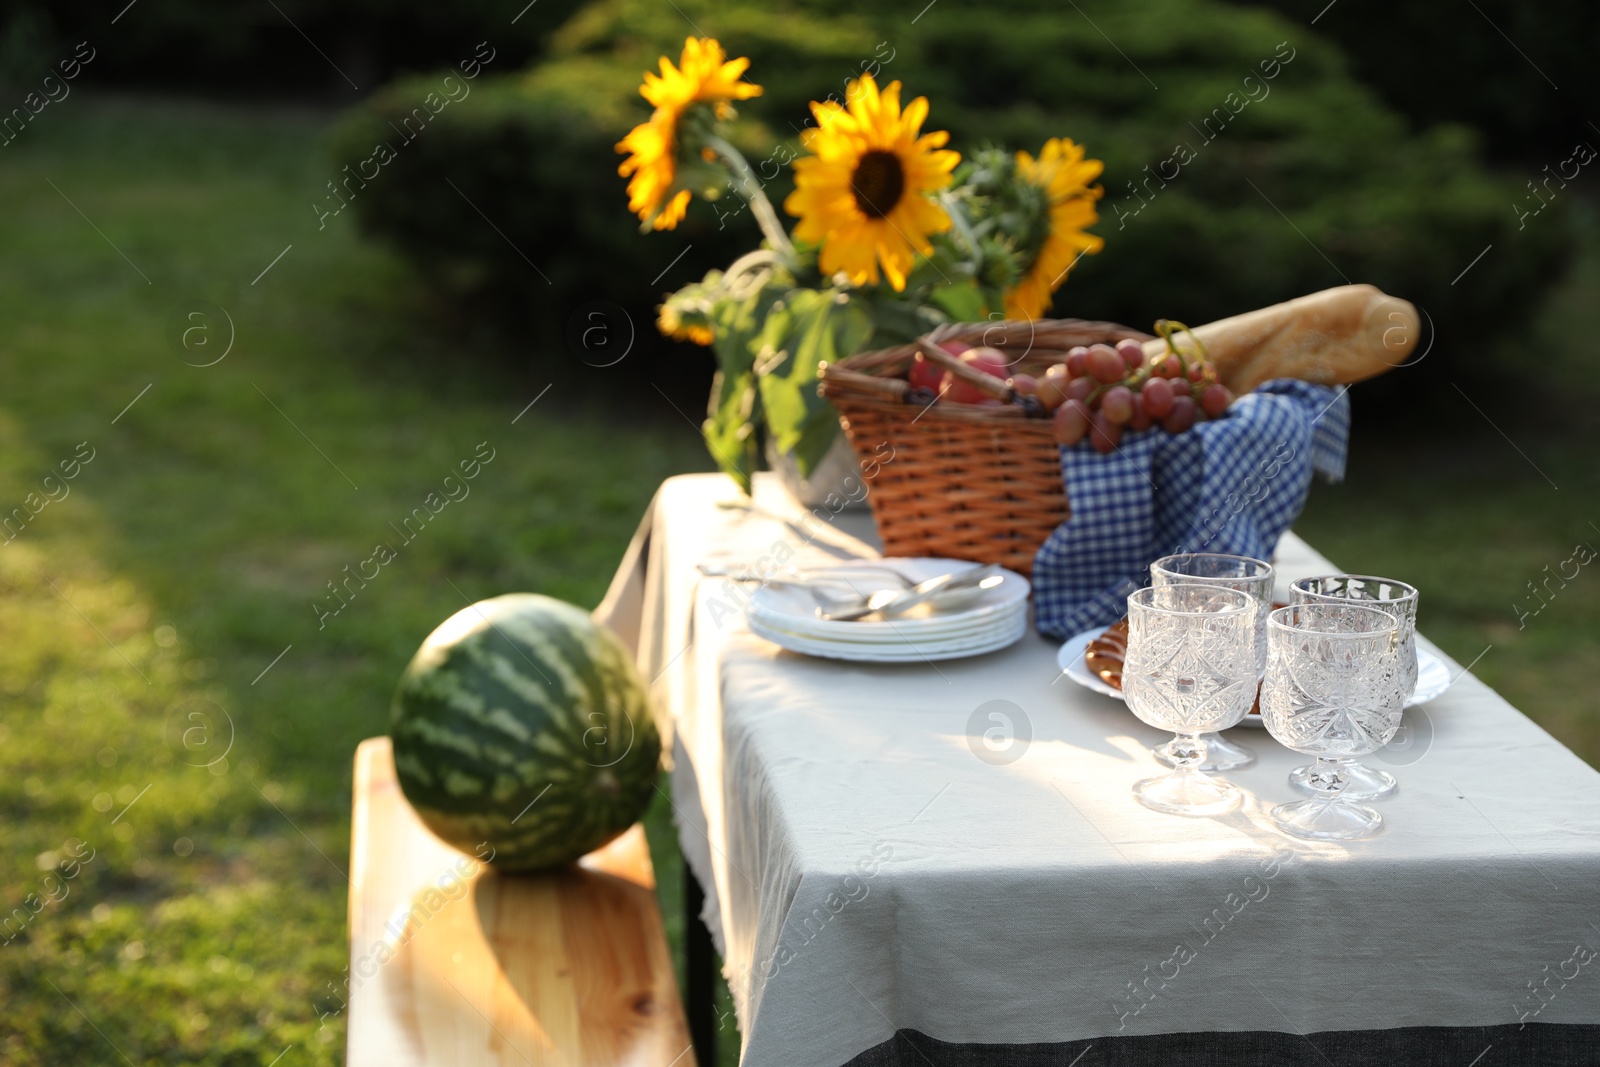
[817,318,1151,575]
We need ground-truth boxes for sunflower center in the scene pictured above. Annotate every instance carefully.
[850,150,905,219]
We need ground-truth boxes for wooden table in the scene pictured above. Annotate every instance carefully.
[346,737,692,1066]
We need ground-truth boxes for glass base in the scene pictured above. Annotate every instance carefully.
[1133,770,1242,816]
[1270,797,1384,840]
[1152,732,1256,772]
[1289,760,1397,801]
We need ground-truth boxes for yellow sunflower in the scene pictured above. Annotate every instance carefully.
[1004,137,1106,320]
[783,75,960,291]
[616,37,763,231]
[658,301,715,346]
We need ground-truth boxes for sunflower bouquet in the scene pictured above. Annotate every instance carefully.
[618,37,1106,493]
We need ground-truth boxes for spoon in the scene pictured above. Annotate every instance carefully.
[818,564,1004,622]
[696,562,910,615]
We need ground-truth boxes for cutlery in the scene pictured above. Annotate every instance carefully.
[696,561,912,615]
[818,564,1003,622]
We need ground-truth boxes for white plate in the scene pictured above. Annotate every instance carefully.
[749,610,1030,663]
[751,599,1027,652]
[751,605,1031,648]
[745,559,1030,643]
[1055,628,1455,727]
[1411,651,1451,705]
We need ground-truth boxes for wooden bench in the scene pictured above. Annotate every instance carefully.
[346,737,693,1066]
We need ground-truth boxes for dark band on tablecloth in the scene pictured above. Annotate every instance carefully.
[841,1022,1600,1067]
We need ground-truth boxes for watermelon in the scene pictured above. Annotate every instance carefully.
[390,593,660,871]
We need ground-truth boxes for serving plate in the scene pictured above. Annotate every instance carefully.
[1056,628,1453,727]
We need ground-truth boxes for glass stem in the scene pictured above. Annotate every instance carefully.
[1170,733,1208,777]
[1308,757,1350,797]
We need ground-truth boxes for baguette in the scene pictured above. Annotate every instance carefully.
[1141,285,1419,394]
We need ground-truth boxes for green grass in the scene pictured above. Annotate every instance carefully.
[1295,198,1600,763]
[0,94,710,1065]
[0,93,1595,1067]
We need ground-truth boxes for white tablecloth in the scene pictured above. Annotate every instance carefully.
[597,473,1600,1067]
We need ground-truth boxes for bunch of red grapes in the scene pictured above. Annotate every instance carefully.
[908,331,1234,455]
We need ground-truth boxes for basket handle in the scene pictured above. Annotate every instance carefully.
[913,337,1014,402]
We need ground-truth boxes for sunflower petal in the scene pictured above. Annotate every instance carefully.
[785,74,958,291]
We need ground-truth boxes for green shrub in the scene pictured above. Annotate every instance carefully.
[330,69,753,336]
[7,0,587,93]
[1240,0,1597,159]
[331,0,1571,381]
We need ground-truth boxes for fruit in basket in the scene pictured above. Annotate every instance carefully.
[1100,385,1134,425]
[1199,382,1233,418]
[1127,395,1153,431]
[941,346,1011,403]
[898,318,1237,441]
[1162,394,1198,433]
[909,353,944,393]
[1087,344,1126,384]
[1088,412,1122,453]
[1141,376,1174,419]
[390,593,661,871]
[1054,398,1092,445]
[1036,373,1069,409]
[1116,338,1145,369]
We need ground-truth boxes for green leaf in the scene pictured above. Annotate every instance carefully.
[702,368,758,494]
[756,289,873,478]
[702,276,791,493]
[927,281,990,324]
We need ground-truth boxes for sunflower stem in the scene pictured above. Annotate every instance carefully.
[707,135,796,261]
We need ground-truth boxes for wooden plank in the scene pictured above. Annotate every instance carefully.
[347,737,691,1067]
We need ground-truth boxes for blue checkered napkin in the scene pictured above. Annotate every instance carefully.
[1031,380,1350,640]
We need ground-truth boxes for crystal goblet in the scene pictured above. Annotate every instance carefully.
[1260,603,1406,840]
[1124,584,1259,816]
[1148,553,1275,772]
[1287,575,1419,801]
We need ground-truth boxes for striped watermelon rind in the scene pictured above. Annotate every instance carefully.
[390,593,660,871]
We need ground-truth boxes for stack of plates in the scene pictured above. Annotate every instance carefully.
[744,559,1031,663]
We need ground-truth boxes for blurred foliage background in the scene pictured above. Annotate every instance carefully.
[12,0,1586,411]
[1,0,1596,1064]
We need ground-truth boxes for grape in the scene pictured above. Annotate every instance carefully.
[1010,373,1039,396]
[1115,338,1145,370]
[1127,394,1152,431]
[1160,358,1186,379]
[1044,362,1070,381]
[1065,346,1089,377]
[1141,377,1174,419]
[1101,385,1134,424]
[1087,344,1125,384]
[1088,412,1122,454]
[1199,383,1232,418]
[1035,374,1068,409]
[1054,399,1092,446]
[1162,395,1197,434]
[1186,360,1208,383]
[1066,376,1095,403]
